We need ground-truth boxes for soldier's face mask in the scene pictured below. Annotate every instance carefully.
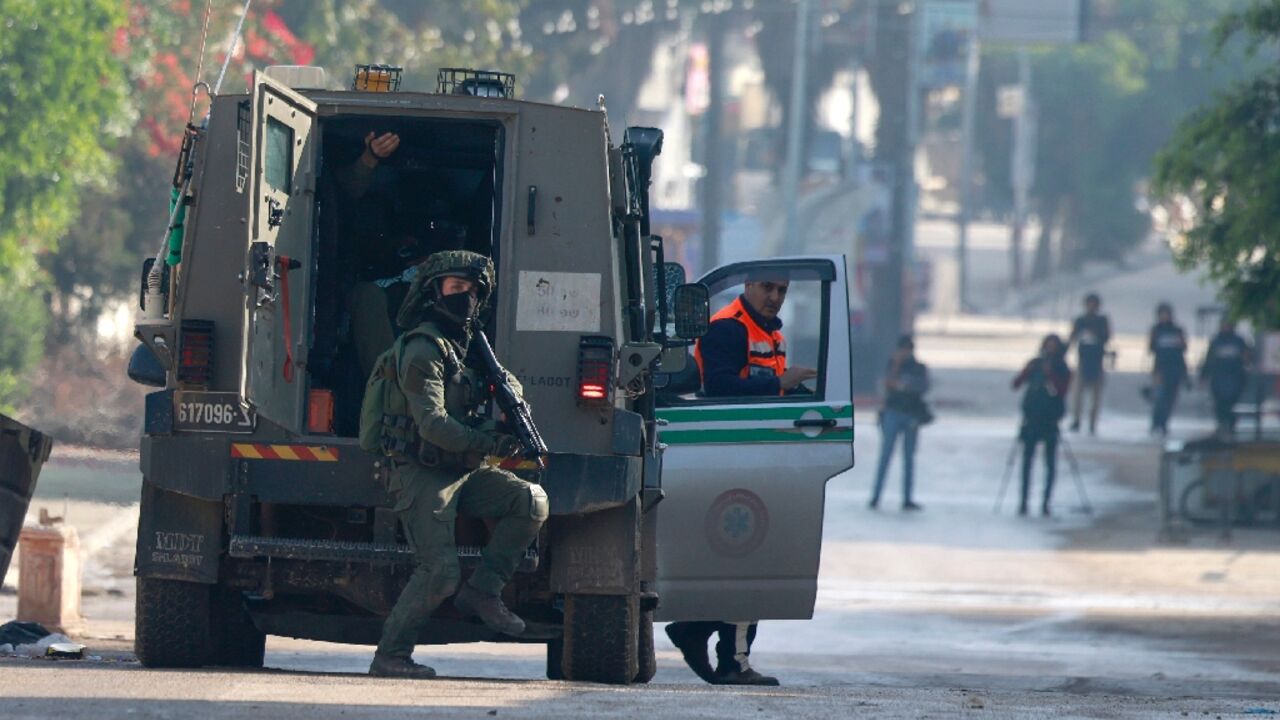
[434,280,482,328]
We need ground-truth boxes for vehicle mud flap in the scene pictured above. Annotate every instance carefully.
[135,480,222,584]
[546,636,565,681]
[0,414,54,582]
[549,500,641,595]
[211,584,266,667]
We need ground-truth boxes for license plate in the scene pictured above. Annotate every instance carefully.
[174,392,255,433]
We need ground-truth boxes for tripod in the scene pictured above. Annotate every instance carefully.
[993,430,1094,515]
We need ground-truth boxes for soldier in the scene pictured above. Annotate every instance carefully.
[367,250,549,679]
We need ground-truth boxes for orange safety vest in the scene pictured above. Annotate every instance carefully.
[694,296,787,393]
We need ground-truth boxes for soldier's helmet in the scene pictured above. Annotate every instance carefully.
[396,250,495,329]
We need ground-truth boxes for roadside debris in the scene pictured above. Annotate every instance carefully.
[0,620,50,647]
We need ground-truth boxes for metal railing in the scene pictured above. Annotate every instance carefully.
[1160,437,1280,540]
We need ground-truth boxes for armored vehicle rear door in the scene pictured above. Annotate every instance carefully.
[655,256,855,621]
[240,71,317,431]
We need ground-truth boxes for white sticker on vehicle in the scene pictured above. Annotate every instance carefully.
[516,271,601,332]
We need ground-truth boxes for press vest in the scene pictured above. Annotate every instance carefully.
[694,296,787,391]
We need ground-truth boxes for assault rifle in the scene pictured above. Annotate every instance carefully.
[473,330,549,469]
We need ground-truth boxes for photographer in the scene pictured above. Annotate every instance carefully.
[1012,335,1072,517]
[869,335,931,511]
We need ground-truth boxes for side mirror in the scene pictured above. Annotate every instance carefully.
[672,283,710,340]
[127,343,167,388]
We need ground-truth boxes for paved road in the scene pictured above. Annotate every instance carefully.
[3,659,1276,719]
[4,409,1278,717]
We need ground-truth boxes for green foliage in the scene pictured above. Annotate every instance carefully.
[277,0,534,92]
[1154,2,1280,328]
[0,278,46,414]
[0,0,128,406]
[1033,33,1151,267]
[978,0,1256,275]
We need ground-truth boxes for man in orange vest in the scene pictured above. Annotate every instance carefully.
[666,276,817,686]
[694,277,818,396]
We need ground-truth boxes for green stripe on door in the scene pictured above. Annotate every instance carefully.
[660,427,855,445]
[657,404,853,424]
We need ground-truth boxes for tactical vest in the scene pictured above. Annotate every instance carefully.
[693,296,787,393]
[358,326,479,468]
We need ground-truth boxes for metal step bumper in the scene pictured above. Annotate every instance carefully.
[227,535,539,572]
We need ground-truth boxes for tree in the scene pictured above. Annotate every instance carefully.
[976,0,1255,280]
[277,0,532,92]
[1154,1,1280,328]
[0,0,128,410]
[43,0,314,346]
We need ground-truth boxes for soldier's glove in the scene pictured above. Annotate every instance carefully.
[490,433,523,458]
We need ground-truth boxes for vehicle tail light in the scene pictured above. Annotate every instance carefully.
[577,336,615,407]
[308,389,335,434]
[177,320,214,389]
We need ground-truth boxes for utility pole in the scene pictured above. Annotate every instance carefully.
[956,23,981,312]
[1008,45,1035,288]
[780,0,812,255]
[700,10,727,274]
[868,0,918,375]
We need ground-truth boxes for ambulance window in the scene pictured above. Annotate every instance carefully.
[667,261,833,405]
[265,117,293,194]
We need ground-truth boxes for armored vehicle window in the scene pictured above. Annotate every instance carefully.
[265,117,294,193]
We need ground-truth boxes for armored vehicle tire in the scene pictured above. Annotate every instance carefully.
[545,619,649,683]
[634,608,656,684]
[211,585,266,667]
[135,577,213,668]
[561,593,639,684]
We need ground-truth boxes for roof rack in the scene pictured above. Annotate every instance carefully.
[436,68,516,99]
[353,64,402,92]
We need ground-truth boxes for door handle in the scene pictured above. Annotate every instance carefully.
[267,197,284,228]
[793,418,837,429]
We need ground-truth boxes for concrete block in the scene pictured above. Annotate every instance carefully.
[17,524,82,635]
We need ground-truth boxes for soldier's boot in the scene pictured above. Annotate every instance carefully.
[453,583,526,635]
[711,667,781,686]
[369,653,437,679]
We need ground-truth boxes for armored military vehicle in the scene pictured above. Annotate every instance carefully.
[128,65,709,684]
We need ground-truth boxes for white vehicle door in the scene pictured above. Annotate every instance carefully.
[240,71,317,431]
[655,255,854,621]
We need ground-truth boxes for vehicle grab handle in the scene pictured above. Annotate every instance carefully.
[793,418,837,429]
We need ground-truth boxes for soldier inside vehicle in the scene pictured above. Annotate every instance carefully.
[306,116,507,437]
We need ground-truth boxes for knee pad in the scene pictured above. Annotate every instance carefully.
[528,484,550,522]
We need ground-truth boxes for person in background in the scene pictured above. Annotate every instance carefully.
[869,335,931,511]
[1148,303,1189,437]
[1067,293,1111,435]
[1012,334,1071,517]
[1200,318,1252,437]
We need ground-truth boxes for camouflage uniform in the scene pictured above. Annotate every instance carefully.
[375,252,548,660]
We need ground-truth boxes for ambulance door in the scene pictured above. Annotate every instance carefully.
[240,71,317,431]
[655,256,854,621]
